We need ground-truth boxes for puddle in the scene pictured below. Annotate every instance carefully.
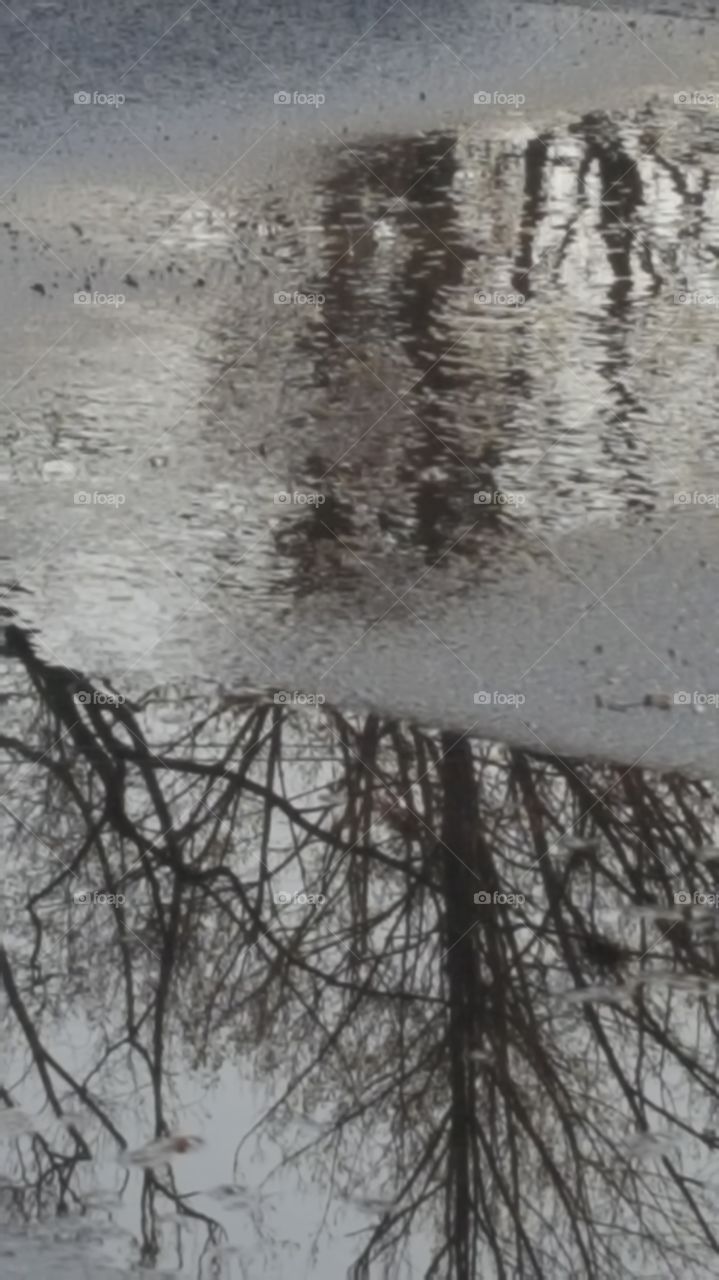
[3,2,719,1274]
[2,630,719,1274]
[3,96,719,772]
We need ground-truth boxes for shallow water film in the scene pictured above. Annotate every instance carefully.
[2,1,719,1277]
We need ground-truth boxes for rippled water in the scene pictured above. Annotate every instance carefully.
[4,87,719,769]
[3,2,719,1274]
[6,100,719,599]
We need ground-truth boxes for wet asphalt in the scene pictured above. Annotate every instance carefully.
[1,0,719,778]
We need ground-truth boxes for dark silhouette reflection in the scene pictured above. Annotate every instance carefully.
[3,627,719,1275]
[204,101,718,604]
[512,133,551,303]
[571,111,652,313]
[277,130,511,573]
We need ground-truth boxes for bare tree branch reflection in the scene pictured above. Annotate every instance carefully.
[2,626,719,1276]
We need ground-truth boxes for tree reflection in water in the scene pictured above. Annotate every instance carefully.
[1,625,719,1277]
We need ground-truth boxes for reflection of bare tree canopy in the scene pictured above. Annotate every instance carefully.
[3,627,719,1276]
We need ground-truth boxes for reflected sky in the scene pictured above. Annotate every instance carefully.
[3,632,719,1276]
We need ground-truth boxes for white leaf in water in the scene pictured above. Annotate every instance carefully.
[208,1183,251,1203]
[560,836,600,854]
[0,1108,37,1137]
[118,1134,205,1168]
[207,1182,270,1210]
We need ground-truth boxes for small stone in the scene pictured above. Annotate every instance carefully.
[643,692,672,710]
[30,283,45,294]
[123,273,139,288]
